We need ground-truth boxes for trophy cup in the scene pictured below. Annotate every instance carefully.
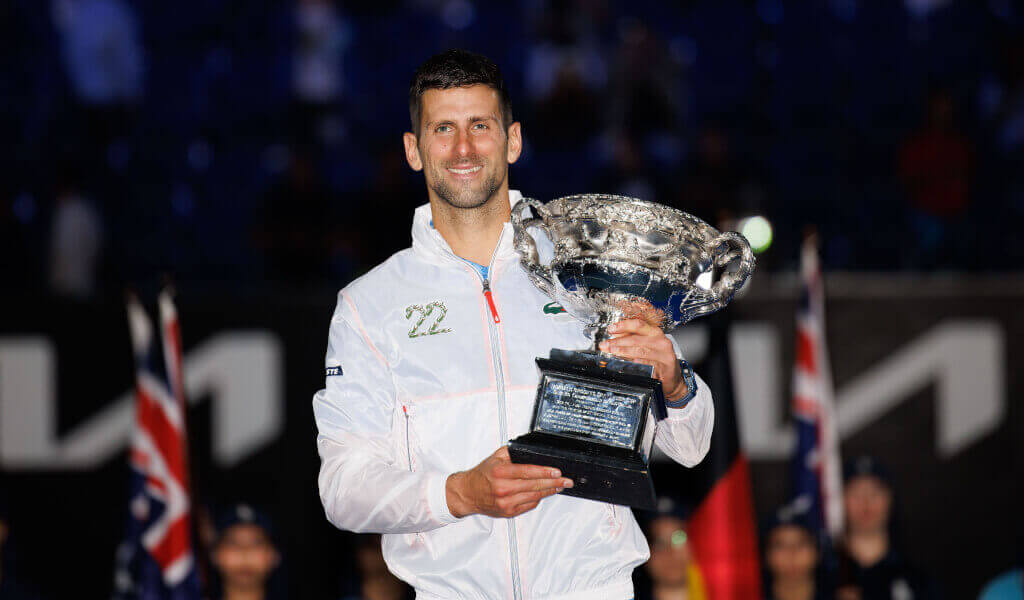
[508,194,755,509]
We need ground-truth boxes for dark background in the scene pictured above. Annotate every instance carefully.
[1,282,1021,599]
[1,0,1023,598]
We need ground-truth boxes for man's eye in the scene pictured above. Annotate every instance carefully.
[436,125,452,133]
[473,123,488,130]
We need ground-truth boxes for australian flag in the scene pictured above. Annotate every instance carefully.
[790,235,844,541]
[113,290,202,600]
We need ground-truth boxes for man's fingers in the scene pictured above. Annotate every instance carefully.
[502,487,562,515]
[493,446,511,461]
[600,332,672,353]
[601,339,672,363]
[493,462,562,480]
[493,476,572,497]
[507,500,541,516]
[608,318,662,338]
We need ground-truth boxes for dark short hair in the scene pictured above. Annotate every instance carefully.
[408,49,514,136]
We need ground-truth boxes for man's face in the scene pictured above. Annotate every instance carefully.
[844,476,892,534]
[766,525,818,580]
[645,517,693,586]
[213,524,278,591]
[403,84,521,210]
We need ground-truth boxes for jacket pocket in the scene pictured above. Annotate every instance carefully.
[402,392,500,475]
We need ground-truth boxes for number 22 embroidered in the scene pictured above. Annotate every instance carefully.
[405,301,452,338]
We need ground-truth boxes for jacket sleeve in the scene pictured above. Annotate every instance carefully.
[312,293,460,534]
[653,335,715,467]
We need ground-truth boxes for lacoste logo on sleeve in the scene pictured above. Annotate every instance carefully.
[325,365,343,377]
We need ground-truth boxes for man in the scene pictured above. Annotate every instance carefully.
[836,457,938,600]
[211,504,281,600]
[313,49,714,600]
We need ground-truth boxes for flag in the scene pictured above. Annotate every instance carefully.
[790,235,843,540]
[113,291,201,600]
[677,312,763,599]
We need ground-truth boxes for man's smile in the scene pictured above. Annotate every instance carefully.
[447,164,483,176]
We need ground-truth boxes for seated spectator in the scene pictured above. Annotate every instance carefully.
[836,456,940,600]
[634,496,708,600]
[762,501,833,600]
[897,87,973,268]
[211,504,282,600]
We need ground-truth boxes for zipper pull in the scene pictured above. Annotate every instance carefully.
[482,280,500,323]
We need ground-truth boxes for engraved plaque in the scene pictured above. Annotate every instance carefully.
[534,375,646,449]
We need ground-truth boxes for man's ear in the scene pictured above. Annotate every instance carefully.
[506,122,522,165]
[403,132,423,171]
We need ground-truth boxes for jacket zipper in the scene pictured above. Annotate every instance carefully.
[479,228,523,600]
[482,273,522,600]
[482,280,500,323]
[434,224,523,600]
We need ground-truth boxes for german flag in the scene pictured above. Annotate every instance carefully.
[659,312,763,599]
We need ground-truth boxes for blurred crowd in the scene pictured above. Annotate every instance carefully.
[1,0,1023,302]
[3,456,1021,599]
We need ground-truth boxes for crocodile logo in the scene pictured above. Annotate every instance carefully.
[543,302,566,315]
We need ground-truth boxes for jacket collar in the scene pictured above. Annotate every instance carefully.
[411,189,523,267]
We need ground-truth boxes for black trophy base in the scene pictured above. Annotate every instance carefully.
[508,349,666,511]
[509,432,656,510]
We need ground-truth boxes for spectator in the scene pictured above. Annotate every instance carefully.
[634,496,708,600]
[48,174,103,299]
[597,134,660,202]
[675,124,765,226]
[211,504,282,600]
[338,534,412,600]
[252,147,334,285]
[898,88,972,268]
[529,62,602,150]
[293,0,350,146]
[607,19,684,139]
[762,501,833,600]
[52,0,143,170]
[836,456,940,600]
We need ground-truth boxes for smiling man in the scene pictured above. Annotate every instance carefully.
[312,49,715,600]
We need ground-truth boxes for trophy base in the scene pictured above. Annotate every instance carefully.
[509,432,656,510]
[507,349,667,510]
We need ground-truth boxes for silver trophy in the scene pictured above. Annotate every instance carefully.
[507,194,754,509]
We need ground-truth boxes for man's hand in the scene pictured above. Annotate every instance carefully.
[598,318,689,402]
[446,447,573,519]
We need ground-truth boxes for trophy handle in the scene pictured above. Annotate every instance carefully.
[689,231,755,318]
[511,198,557,297]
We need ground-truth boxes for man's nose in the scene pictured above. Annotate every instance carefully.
[453,128,472,156]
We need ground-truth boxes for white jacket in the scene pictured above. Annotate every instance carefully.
[313,190,714,600]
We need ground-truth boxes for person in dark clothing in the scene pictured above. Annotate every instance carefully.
[210,504,284,600]
[762,501,833,600]
[836,457,940,600]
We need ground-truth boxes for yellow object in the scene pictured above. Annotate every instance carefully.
[688,563,708,600]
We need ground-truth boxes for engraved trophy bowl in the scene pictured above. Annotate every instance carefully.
[511,194,755,347]
[508,194,754,509]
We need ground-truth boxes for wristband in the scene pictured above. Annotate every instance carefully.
[665,359,697,409]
